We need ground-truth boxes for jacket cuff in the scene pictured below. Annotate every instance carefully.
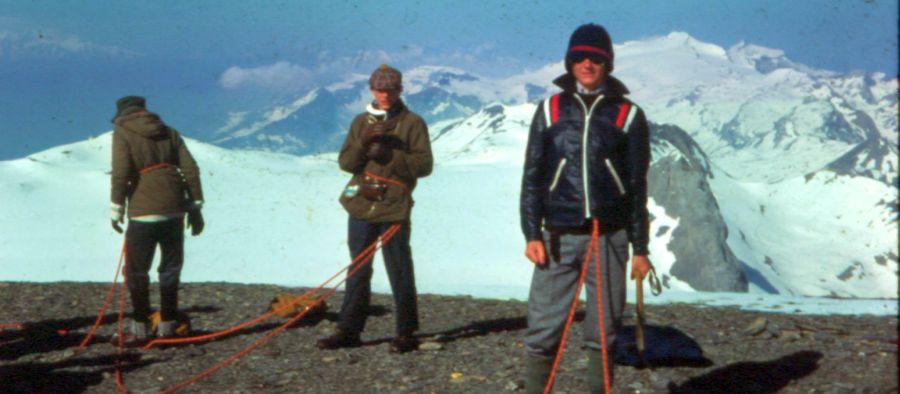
[524,227,543,242]
[632,245,649,256]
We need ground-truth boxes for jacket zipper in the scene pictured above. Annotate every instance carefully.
[604,158,626,195]
[574,94,604,219]
[548,158,567,192]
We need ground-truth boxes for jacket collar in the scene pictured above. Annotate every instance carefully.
[552,73,630,97]
[366,99,407,120]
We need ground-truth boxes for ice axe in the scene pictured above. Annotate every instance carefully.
[635,266,662,368]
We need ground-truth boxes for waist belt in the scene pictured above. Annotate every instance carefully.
[139,162,176,175]
[363,171,410,194]
[546,223,624,236]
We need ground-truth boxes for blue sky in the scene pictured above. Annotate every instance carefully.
[0,0,896,159]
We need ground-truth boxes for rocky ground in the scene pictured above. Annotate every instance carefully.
[0,282,896,394]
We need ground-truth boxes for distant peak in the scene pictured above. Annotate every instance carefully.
[726,42,817,74]
[665,31,693,41]
[408,64,468,73]
[481,103,505,116]
[729,41,786,59]
[621,31,728,60]
[405,65,474,80]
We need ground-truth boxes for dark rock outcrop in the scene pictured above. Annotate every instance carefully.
[649,124,749,292]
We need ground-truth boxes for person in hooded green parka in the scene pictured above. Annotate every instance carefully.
[110,96,205,343]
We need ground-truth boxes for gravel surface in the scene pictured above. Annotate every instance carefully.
[1,282,896,393]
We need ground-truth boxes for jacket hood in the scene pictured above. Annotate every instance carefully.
[552,73,630,96]
[115,112,168,138]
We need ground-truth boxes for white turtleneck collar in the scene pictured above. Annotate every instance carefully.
[576,82,605,95]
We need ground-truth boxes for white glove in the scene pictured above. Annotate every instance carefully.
[111,203,124,234]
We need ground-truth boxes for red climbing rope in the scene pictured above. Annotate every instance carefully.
[143,224,399,349]
[156,223,401,393]
[543,221,598,394]
[71,223,400,393]
[543,219,612,394]
[591,220,612,394]
[79,240,127,349]
[114,255,129,393]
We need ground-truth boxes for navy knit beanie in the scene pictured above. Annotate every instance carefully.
[565,24,614,74]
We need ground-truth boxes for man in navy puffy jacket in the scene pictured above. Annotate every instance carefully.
[519,23,654,393]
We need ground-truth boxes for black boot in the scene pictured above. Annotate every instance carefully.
[587,348,614,394]
[316,330,361,350]
[389,335,419,353]
[524,354,554,394]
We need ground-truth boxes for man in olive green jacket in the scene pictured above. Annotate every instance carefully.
[110,96,205,342]
[318,65,433,353]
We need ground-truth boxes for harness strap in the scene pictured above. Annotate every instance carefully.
[364,171,410,194]
[139,162,175,175]
[542,94,562,129]
[550,94,560,124]
[545,95,637,132]
[615,102,631,129]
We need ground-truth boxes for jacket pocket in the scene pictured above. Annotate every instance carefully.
[604,158,626,196]
[339,176,372,219]
[548,158,567,193]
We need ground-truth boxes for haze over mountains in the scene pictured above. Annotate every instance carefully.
[2,32,896,300]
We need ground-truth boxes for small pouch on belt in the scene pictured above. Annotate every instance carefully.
[360,175,387,201]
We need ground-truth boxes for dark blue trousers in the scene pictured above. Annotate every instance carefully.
[125,219,184,322]
[338,217,419,336]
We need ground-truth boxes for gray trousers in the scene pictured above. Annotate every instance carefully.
[525,229,629,357]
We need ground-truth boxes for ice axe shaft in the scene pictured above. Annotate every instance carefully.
[635,275,647,366]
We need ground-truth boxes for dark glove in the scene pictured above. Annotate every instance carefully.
[363,122,387,146]
[111,220,123,234]
[187,209,204,236]
[365,142,393,164]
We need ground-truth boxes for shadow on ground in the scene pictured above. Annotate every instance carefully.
[667,350,823,394]
[0,352,159,393]
[616,324,712,368]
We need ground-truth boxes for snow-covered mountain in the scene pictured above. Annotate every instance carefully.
[619,32,898,185]
[2,32,895,300]
[211,33,897,187]
[212,66,524,156]
[425,102,897,298]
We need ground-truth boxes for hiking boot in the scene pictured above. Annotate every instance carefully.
[111,320,152,348]
[150,311,191,339]
[388,335,419,353]
[157,320,177,338]
[316,330,361,350]
[524,353,553,394]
